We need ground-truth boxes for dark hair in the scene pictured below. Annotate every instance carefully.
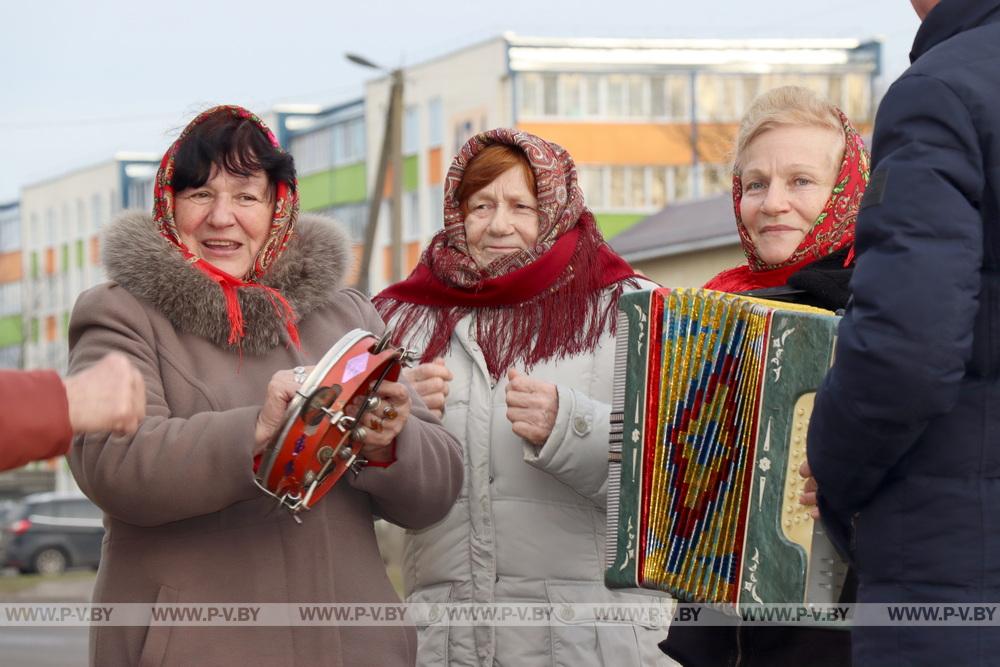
[456,144,535,215]
[171,111,296,196]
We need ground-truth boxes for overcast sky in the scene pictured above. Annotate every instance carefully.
[0,0,922,202]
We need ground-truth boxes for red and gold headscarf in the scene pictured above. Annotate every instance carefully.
[704,110,870,292]
[152,105,301,349]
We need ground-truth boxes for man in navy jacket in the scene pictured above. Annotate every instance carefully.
[808,0,1000,664]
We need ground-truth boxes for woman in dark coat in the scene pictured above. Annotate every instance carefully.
[661,85,868,667]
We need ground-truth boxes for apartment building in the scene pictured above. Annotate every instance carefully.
[352,34,880,290]
[19,154,158,372]
[0,201,22,368]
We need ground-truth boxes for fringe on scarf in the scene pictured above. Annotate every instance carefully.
[376,228,636,380]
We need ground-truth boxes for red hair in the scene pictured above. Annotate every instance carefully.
[456,145,536,215]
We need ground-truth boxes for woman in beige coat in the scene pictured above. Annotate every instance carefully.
[375,129,674,666]
[68,105,463,666]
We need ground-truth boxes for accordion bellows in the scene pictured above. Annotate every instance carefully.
[605,288,848,611]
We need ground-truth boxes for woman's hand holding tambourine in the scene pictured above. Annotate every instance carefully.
[254,366,314,455]
[358,380,411,462]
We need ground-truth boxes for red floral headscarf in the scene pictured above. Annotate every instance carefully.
[704,110,870,292]
[374,128,637,378]
[152,105,301,349]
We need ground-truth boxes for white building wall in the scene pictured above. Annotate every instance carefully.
[21,161,120,372]
[362,37,511,292]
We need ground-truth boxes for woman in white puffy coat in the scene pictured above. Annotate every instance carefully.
[375,128,675,666]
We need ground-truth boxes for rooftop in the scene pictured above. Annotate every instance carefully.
[609,194,738,263]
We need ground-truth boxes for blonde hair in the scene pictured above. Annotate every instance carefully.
[733,86,844,175]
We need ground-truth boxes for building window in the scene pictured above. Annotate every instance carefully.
[674,165,692,201]
[627,76,648,117]
[650,167,668,209]
[428,185,444,230]
[291,126,334,176]
[46,209,56,247]
[584,75,602,116]
[0,283,20,315]
[629,167,646,206]
[403,191,421,240]
[319,203,369,242]
[0,212,20,252]
[542,74,558,116]
[844,73,871,123]
[609,167,626,208]
[427,98,443,147]
[91,194,104,230]
[578,164,707,211]
[560,75,584,118]
[579,166,606,209]
[0,345,21,369]
[701,164,731,197]
[606,75,628,118]
[518,73,543,117]
[404,106,420,155]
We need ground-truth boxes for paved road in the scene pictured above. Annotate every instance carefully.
[0,628,88,666]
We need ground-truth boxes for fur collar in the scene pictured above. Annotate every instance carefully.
[103,211,352,354]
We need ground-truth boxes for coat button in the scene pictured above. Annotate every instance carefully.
[489,475,495,484]
[573,415,591,436]
[495,574,500,583]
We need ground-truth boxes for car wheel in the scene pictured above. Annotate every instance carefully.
[32,548,68,576]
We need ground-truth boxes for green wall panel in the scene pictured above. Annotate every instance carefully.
[60,244,69,272]
[0,315,24,347]
[595,213,646,239]
[404,155,419,192]
[299,163,367,211]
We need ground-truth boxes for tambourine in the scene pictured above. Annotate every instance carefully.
[254,328,415,520]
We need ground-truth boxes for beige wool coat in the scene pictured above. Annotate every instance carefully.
[67,212,463,667]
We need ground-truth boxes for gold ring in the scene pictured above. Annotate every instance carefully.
[370,416,383,433]
[382,404,398,420]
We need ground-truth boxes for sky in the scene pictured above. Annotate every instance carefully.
[0,0,922,202]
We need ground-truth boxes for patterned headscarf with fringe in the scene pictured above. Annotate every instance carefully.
[374,128,637,379]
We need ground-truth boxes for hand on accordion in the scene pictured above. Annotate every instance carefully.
[799,461,821,520]
[505,368,558,447]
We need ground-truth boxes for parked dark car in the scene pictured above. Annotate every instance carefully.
[0,492,104,575]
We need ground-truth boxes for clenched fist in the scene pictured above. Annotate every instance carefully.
[63,352,146,436]
[402,357,452,419]
[504,368,558,447]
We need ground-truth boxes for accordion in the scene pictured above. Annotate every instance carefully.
[605,288,849,612]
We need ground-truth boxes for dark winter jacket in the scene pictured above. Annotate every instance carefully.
[807,1,1000,665]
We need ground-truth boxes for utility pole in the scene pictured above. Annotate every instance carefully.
[346,54,404,294]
